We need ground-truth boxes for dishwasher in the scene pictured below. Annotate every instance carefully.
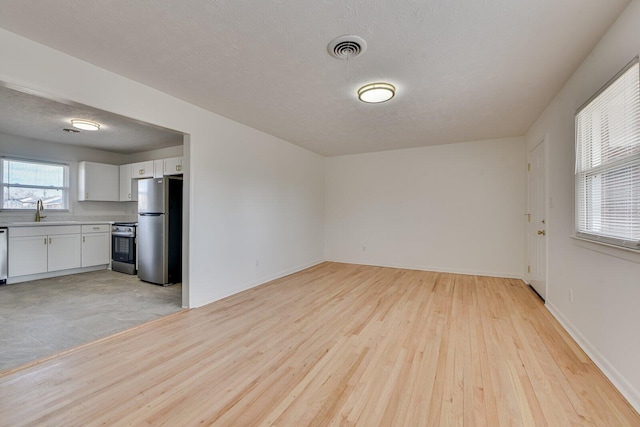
[0,227,6,284]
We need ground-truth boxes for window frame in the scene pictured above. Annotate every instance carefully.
[1,157,70,211]
[574,56,640,250]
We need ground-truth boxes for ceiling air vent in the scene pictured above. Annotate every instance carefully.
[327,35,367,60]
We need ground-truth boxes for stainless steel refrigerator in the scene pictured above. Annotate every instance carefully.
[137,177,182,285]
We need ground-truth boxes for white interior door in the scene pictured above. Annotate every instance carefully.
[528,139,547,299]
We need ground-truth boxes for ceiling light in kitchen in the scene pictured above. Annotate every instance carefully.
[357,83,396,103]
[71,119,100,131]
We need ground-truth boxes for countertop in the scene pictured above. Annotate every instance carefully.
[0,221,113,228]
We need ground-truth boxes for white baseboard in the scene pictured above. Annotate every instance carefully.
[6,265,108,284]
[191,259,325,308]
[252,259,325,290]
[546,302,640,413]
[325,258,523,280]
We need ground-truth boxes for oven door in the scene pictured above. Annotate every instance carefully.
[112,234,135,263]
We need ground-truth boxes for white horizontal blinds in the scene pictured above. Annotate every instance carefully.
[576,59,640,248]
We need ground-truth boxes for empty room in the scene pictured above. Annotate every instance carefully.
[1,1,640,425]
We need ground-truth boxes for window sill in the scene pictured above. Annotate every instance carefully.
[571,235,640,264]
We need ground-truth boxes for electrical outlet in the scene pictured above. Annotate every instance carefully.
[569,288,573,302]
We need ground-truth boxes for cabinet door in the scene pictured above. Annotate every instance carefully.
[131,160,154,179]
[82,232,110,267]
[8,236,48,277]
[48,234,81,271]
[119,164,138,202]
[164,157,184,176]
[153,159,164,178]
[78,161,119,201]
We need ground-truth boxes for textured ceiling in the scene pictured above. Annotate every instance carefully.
[0,0,631,156]
[0,84,183,154]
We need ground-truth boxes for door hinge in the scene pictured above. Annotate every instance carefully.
[527,163,531,172]
[527,213,531,223]
[527,265,531,273]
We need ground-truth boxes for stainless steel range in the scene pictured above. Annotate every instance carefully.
[111,222,137,275]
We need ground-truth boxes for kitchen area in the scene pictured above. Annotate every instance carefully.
[0,84,188,372]
[3,158,184,287]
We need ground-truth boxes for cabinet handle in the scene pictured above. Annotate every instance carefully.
[85,192,89,199]
[176,165,181,171]
[128,193,131,199]
[83,236,85,243]
[44,237,47,245]
[49,237,52,244]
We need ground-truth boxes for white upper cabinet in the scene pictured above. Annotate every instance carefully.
[78,161,119,201]
[153,159,164,178]
[117,156,184,197]
[131,160,154,179]
[119,164,138,202]
[164,157,184,176]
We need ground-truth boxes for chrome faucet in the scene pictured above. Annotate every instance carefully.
[35,199,47,222]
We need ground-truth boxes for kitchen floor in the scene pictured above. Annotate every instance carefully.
[0,270,182,373]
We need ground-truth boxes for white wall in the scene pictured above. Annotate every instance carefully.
[525,0,640,411]
[0,28,325,308]
[326,137,526,278]
[200,126,325,301]
[0,132,136,222]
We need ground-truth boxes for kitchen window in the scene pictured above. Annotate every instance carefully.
[575,57,640,249]
[1,158,69,210]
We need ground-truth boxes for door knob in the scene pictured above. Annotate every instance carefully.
[537,230,546,236]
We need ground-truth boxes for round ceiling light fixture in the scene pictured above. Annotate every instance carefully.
[71,119,100,131]
[357,83,396,103]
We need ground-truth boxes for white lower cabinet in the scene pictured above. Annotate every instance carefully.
[47,234,82,271]
[81,224,110,267]
[8,235,48,276]
[8,224,109,279]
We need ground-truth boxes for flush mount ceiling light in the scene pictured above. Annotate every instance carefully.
[357,83,396,103]
[71,119,100,131]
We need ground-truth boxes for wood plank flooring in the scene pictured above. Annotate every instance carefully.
[1,262,638,426]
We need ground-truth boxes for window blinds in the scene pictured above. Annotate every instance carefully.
[575,58,640,249]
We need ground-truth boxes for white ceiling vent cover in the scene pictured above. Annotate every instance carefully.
[327,35,367,60]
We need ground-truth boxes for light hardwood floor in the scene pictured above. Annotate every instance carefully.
[0,262,638,426]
